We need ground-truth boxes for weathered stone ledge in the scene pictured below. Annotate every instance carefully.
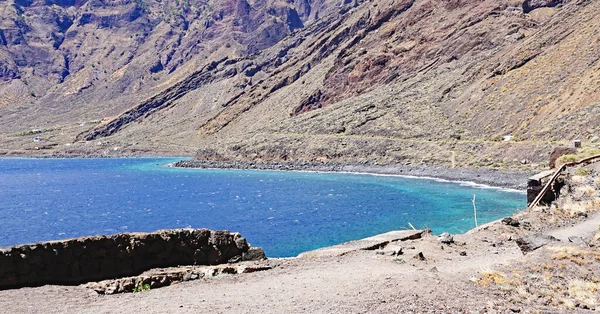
[0,228,265,290]
[85,263,274,294]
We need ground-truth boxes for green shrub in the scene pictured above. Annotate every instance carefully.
[133,282,150,292]
[557,147,600,165]
[574,168,592,176]
[556,154,578,164]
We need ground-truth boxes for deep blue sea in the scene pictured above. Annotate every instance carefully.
[0,158,525,257]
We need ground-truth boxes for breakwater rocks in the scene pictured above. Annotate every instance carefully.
[0,229,265,290]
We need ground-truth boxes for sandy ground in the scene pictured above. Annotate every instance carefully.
[1,209,599,314]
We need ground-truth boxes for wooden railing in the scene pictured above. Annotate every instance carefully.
[528,153,600,209]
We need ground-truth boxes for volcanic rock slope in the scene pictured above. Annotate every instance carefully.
[1,0,599,167]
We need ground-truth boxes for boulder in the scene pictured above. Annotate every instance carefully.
[413,252,425,261]
[515,234,559,254]
[549,146,577,169]
[501,217,520,227]
[242,247,267,261]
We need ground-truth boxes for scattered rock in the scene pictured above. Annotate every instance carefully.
[568,236,587,246]
[378,246,403,256]
[413,252,425,261]
[438,233,454,244]
[385,249,403,256]
[392,256,405,263]
[459,251,467,256]
[515,234,559,254]
[429,267,439,272]
[238,265,273,274]
[501,217,520,227]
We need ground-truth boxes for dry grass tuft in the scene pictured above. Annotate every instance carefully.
[570,175,587,184]
[476,269,522,286]
[549,247,600,265]
[574,168,592,176]
[574,185,597,198]
[568,279,599,306]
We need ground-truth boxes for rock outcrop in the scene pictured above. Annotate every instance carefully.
[515,234,559,254]
[0,228,264,290]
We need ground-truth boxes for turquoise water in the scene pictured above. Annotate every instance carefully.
[0,158,525,257]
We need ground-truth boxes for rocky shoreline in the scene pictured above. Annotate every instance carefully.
[174,160,535,190]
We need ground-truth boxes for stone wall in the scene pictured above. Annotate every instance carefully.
[0,229,264,290]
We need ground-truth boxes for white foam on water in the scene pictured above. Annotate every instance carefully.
[333,171,526,194]
[188,164,527,194]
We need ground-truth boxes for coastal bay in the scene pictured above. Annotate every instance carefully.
[0,158,525,257]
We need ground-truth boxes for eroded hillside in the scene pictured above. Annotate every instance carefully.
[1,0,599,169]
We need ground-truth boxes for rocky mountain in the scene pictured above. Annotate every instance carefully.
[1,0,599,169]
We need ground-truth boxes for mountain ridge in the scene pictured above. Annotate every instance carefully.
[1,0,599,170]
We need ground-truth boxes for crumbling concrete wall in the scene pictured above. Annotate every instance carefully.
[527,170,567,205]
[0,229,263,290]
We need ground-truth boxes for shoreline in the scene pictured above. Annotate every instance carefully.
[1,155,537,190]
[174,160,536,190]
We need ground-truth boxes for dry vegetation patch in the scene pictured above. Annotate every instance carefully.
[556,147,600,166]
[475,244,600,311]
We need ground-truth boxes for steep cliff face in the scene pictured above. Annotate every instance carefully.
[0,0,336,129]
[0,0,598,169]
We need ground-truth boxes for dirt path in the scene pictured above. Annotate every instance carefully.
[0,230,535,313]
[549,211,600,241]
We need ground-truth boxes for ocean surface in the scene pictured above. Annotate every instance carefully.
[0,158,525,257]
